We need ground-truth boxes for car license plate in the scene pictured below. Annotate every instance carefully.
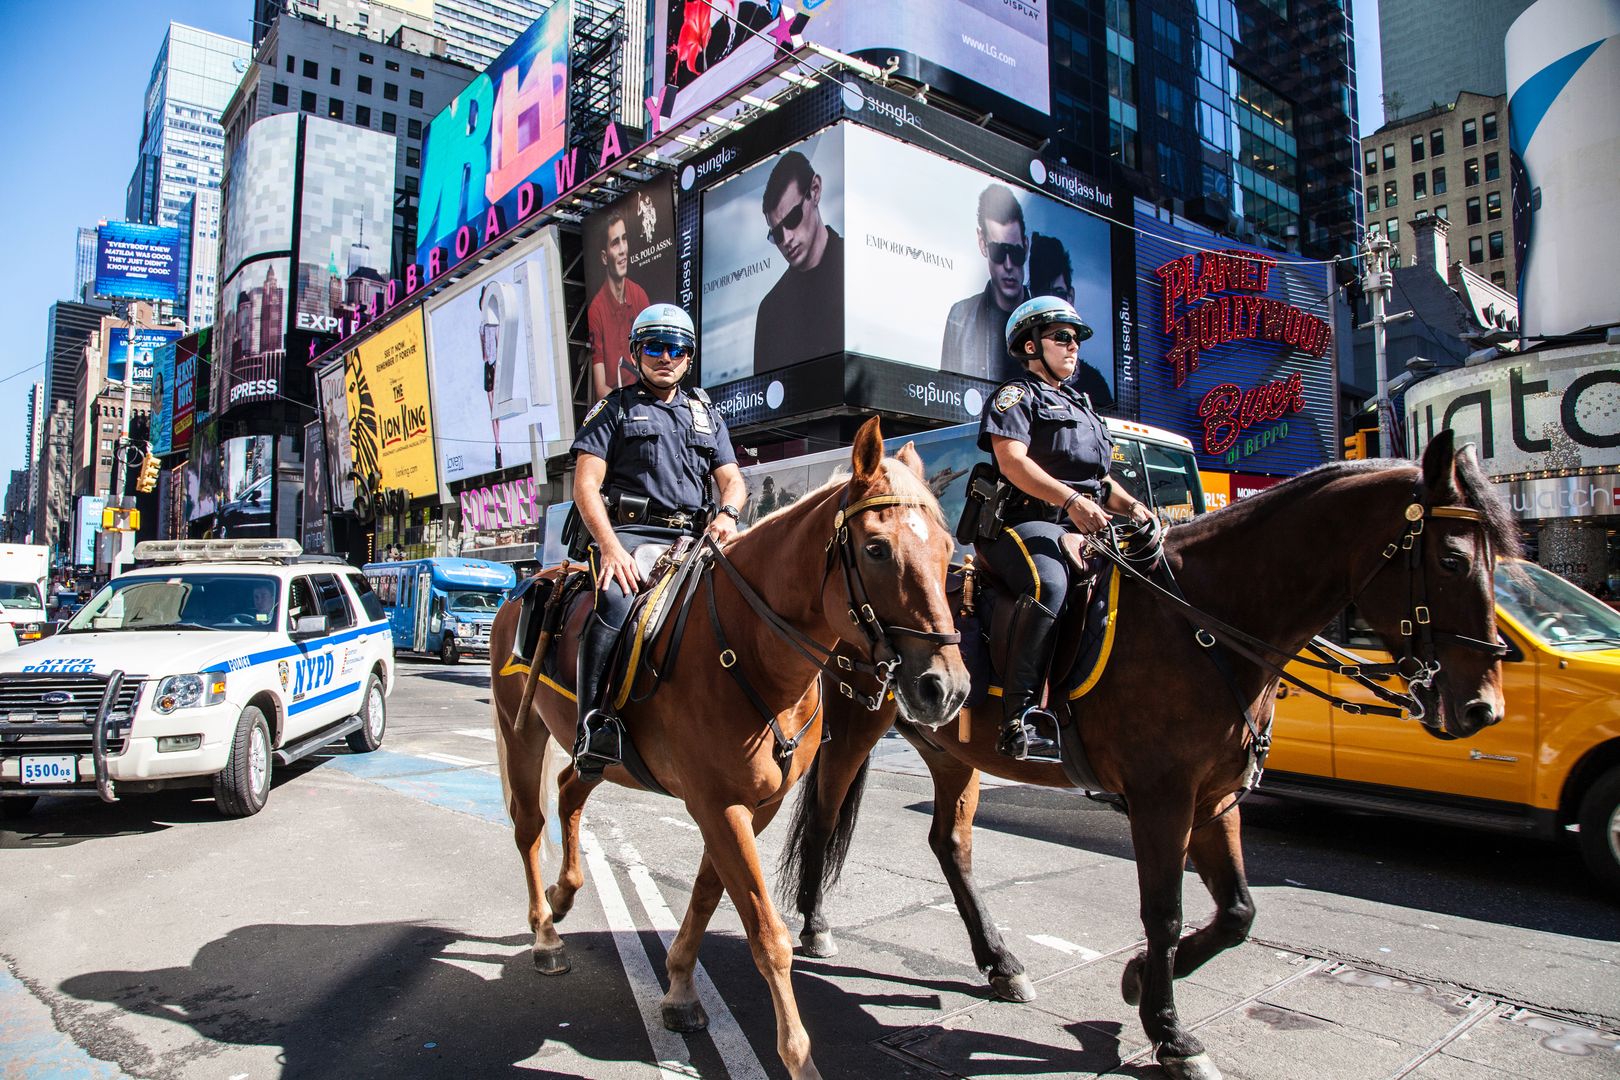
[20,755,78,785]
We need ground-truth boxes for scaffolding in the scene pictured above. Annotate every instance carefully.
[569,0,635,158]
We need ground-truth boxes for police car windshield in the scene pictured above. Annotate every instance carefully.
[62,573,282,633]
[446,590,503,613]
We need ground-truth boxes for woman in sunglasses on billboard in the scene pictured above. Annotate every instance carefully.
[974,296,1156,761]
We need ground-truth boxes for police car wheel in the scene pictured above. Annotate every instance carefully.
[214,706,272,817]
[0,796,39,820]
[441,636,460,665]
[1577,766,1620,897]
[346,673,387,754]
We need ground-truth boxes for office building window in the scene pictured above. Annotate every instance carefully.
[1463,118,1477,145]
[1368,221,1381,238]
[382,112,397,133]
[330,67,341,86]
[271,82,289,106]
[1489,231,1504,259]
[411,67,425,79]
[1491,270,1506,287]
[1435,204,1448,221]
[384,83,398,101]
[1484,152,1500,181]
[285,54,295,73]
[303,59,318,79]
[300,90,317,113]
[1413,172,1427,198]
[1365,148,1377,175]
[1469,236,1484,263]
[1432,166,1447,195]
[409,89,424,108]
[1386,218,1400,244]
[407,118,422,139]
[1382,144,1395,170]
[358,75,372,94]
[356,105,371,126]
[328,98,343,120]
[1465,158,1480,185]
[1410,135,1425,162]
[1486,190,1502,219]
[360,52,374,64]
[405,146,420,168]
[1483,112,1498,141]
[1366,185,1379,211]
[1466,196,1481,224]
[386,59,400,71]
[1430,129,1444,156]
[1384,179,1397,206]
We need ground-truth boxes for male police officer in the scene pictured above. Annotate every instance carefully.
[570,303,747,779]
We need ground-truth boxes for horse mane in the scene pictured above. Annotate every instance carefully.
[1170,455,1520,558]
[745,458,947,533]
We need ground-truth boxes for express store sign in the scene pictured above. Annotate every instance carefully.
[1134,212,1335,474]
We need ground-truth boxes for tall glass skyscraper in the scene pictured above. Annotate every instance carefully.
[125,23,252,325]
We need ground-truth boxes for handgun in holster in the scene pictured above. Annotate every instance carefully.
[955,461,1009,545]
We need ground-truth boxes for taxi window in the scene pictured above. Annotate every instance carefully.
[347,573,386,622]
[314,574,356,631]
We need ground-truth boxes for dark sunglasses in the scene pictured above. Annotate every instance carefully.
[765,195,809,245]
[1042,330,1081,346]
[988,241,1027,266]
[640,343,693,360]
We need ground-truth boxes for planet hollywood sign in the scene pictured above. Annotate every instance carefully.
[1154,250,1331,457]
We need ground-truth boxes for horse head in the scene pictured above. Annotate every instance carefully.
[1355,430,1516,740]
[825,417,970,729]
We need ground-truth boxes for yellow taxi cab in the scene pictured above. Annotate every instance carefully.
[1264,559,1620,895]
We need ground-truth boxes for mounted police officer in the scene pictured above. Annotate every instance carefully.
[570,303,747,779]
[977,296,1156,761]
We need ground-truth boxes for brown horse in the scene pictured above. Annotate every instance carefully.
[776,432,1517,1080]
[489,416,969,1080]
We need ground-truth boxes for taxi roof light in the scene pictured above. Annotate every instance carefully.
[134,539,304,563]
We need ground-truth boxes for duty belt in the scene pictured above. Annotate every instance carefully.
[1004,482,1101,526]
[611,500,704,532]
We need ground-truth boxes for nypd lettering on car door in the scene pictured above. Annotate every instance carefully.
[292,653,335,699]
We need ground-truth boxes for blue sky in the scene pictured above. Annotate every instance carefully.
[0,0,1385,489]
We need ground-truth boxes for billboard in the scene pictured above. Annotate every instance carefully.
[95,222,182,303]
[186,421,221,521]
[700,123,1116,400]
[150,339,176,455]
[651,1,1050,130]
[342,310,438,499]
[425,228,572,485]
[416,0,571,259]
[302,421,328,552]
[217,435,275,538]
[171,330,206,453]
[581,175,680,399]
[293,116,397,337]
[1133,210,1335,475]
[220,114,297,285]
[106,327,182,386]
[74,496,106,566]
[213,257,289,413]
[318,361,356,511]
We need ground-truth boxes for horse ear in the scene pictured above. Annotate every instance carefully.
[851,416,884,484]
[1421,428,1458,497]
[896,440,924,479]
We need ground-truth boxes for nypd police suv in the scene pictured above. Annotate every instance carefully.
[0,539,394,818]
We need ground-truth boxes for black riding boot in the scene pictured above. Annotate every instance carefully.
[574,612,622,781]
[998,594,1061,761]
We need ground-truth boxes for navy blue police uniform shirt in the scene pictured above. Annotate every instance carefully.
[572,383,737,513]
[978,372,1113,496]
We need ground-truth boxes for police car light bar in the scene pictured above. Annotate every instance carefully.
[134,539,305,563]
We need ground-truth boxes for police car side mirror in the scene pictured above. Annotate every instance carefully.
[292,614,329,639]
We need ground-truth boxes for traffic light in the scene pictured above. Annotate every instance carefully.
[135,452,162,493]
[1341,428,1380,460]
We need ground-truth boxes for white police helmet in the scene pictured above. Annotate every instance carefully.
[631,303,696,355]
[1004,295,1093,359]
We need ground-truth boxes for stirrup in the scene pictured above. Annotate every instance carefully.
[999,707,1061,763]
[574,709,622,777]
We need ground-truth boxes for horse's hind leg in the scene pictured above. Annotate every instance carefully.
[1123,802,1253,1008]
[497,724,570,974]
[905,729,1033,1003]
[544,766,596,923]
[662,801,783,1032]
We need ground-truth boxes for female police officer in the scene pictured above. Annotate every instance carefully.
[569,303,747,779]
[977,296,1155,760]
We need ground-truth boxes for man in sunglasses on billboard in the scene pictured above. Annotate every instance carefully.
[754,149,844,374]
[941,184,1031,381]
[569,304,747,781]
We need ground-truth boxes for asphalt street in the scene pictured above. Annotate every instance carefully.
[3,657,1618,1079]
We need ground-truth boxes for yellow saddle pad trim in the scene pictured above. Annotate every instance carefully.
[612,564,682,711]
[1068,564,1121,701]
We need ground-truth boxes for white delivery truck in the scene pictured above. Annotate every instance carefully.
[0,544,50,647]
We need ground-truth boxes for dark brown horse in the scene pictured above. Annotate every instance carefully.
[777,433,1517,1080]
[488,417,969,1080]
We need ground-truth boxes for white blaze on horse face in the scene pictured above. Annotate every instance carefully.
[904,510,930,542]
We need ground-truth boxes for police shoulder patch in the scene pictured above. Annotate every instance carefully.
[993,385,1026,413]
[583,398,609,425]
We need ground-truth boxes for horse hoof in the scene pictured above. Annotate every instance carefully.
[662,1000,709,1033]
[990,972,1037,1002]
[545,885,574,923]
[1121,955,1144,1007]
[799,930,838,958]
[533,947,571,976]
[1158,1052,1223,1080]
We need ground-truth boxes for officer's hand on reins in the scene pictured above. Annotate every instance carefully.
[599,540,643,596]
[707,514,739,546]
[1066,495,1112,535]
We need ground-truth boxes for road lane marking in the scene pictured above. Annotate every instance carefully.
[421,752,488,768]
[0,965,131,1079]
[454,728,496,742]
[660,816,700,831]
[1026,934,1101,960]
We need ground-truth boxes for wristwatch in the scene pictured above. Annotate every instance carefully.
[717,504,741,520]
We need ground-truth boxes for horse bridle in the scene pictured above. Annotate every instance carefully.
[700,490,961,758]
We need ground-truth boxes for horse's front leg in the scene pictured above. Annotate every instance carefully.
[1123,801,1254,1007]
[901,724,1033,1002]
[1128,798,1222,1080]
[544,765,596,923]
[692,800,821,1080]
[663,800,784,1031]
[496,722,570,974]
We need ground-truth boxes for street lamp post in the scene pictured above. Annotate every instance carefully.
[1358,235,1415,458]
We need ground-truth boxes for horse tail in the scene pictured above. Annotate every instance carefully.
[776,751,873,908]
